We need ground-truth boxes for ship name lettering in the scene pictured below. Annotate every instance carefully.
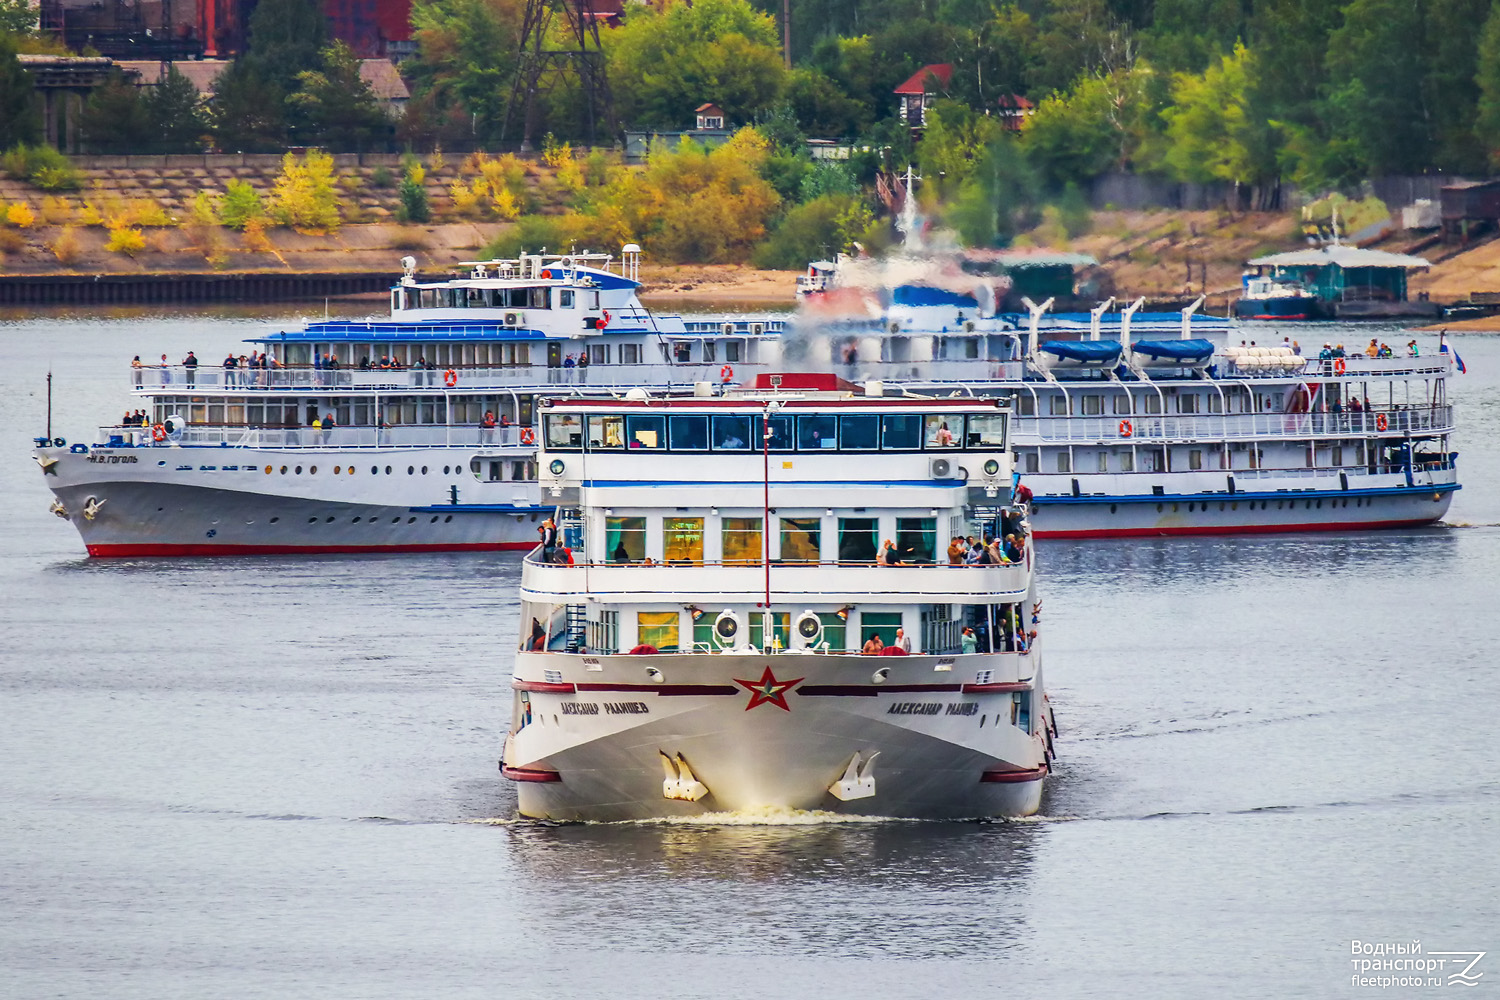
[945,702,979,716]
[604,701,650,715]
[887,702,943,715]
[561,702,599,715]
[87,453,139,464]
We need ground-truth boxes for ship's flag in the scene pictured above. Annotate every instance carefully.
[1455,351,1467,373]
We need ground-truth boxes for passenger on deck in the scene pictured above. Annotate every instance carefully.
[934,421,955,446]
[947,535,967,565]
[861,633,885,655]
[964,539,984,565]
[539,517,557,562]
[1408,340,1419,357]
[961,627,978,654]
[479,410,498,444]
[1365,339,1380,358]
[131,356,143,385]
[528,618,545,651]
[893,627,912,653]
[1004,534,1023,562]
[878,540,903,566]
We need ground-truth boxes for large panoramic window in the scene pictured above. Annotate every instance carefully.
[965,414,1007,449]
[663,517,704,562]
[839,415,879,450]
[881,414,922,449]
[711,415,753,450]
[721,517,762,565]
[796,415,838,450]
[587,414,624,449]
[924,414,964,448]
[625,414,665,449]
[895,517,937,564]
[668,415,709,451]
[837,517,879,562]
[779,517,822,562]
[605,516,646,563]
[544,413,583,450]
[636,612,679,651]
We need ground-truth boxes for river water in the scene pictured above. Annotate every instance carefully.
[1,312,1496,998]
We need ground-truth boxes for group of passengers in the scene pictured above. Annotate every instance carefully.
[119,409,150,426]
[947,533,1024,566]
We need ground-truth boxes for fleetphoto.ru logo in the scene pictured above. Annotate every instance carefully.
[1350,940,1486,988]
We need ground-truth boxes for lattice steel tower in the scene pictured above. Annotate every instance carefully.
[504,0,614,147]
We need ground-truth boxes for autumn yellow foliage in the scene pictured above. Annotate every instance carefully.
[7,202,36,228]
[105,226,146,256]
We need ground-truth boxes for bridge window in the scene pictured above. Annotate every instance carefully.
[797,414,837,450]
[711,414,753,450]
[881,414,922,449]
[559,289,574,308]
[587,414,624,449]
[668,415,709,451]
[544,413,583,450]
[965,414,1006,448]
[839,414,879,450]
[924,414,963,447]
[625,414,665,449]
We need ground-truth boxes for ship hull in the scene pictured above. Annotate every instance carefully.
[37,446,545,556]
[504,652,1053,822]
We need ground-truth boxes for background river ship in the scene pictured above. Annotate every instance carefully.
[2,311,1495,996]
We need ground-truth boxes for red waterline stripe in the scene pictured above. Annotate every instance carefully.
[501,765,562,783]
[980,764,1048,784]
[962,682,1032,693]
[512,680,576,693]
[85,541,534,557]
[1033,516,1441,540]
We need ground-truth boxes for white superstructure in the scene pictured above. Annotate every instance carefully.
[502,374,1054,820]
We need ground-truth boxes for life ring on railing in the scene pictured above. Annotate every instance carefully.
[151,423,167,442]
[443,368,458,387]
[1118,419,1133,438]
[1375,413,1388,432]
[720,364,734,382]
[1334,358,1347,374]
[520,427,536,445]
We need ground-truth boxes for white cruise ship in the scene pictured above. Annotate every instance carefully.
[32,248,1458,555]
[501,374,1055,820]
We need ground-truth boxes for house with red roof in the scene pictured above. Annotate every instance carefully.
[893,63,952,129]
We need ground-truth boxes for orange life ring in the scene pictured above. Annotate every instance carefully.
[151,423,167,442]
[600,309,610,327]
[1375,413,1388,431]
[520,427,536,445]
[720,364,734,382]
[443,368,458,387]
[1334,358,1347,374]
[1118,419,1133,438]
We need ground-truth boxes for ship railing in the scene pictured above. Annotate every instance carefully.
[1221,355,1451,379]
[102,424,531,449]
[1018,406,1454,443]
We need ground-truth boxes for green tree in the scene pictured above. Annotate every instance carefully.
[1160,44,1276,185]
[751,193,873,268]
[607,0,786,127]
[785,67,870,137]
[916,99,1001,190]
[210,62,288,151]
[146,66,208,153]
[0,0,37,34]
[1324,0,1432,176]
[269,149,341,232]
[1022,67,1158,187]
[79,74,152,154]
[404,0,523,143]
[0,36,39,150]
[1476,1,1500,164]
[241,0,329,95]
[946,131,1041,247]
[288,41,392,149]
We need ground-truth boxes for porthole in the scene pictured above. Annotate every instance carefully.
[334,466,342,474]
[371,466,378,475]
[280,465,288,474]
[353,516,362,523]
[408,466,415,475]
[430,515,439,523]
[325,515,335,523]
[310,466,317,475]
[265,465,272,474]
[1231,502,1238,510]
[347,467,353,475]
[391,516,400,523]
[1316,499,1322,508]
[421,466,428,475]
[443,465,451,475]
[295,466,303,475]
[385,466,392,475]
[406,516,416,524]
[1156,503,1163,512]
[1219,502,1225,511]
[444,515,453,523]
[307,516,317,523]
[1109,504,1117,514]
[269,516,279,523]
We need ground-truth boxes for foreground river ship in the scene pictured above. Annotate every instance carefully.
[32,249,1459,554]
[500,374,1055,821]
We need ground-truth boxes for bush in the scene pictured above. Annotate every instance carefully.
[219,180,266,230]
[105,226,146,256]
[49,226,82,265]
[390,231,428,251]
[751,194,872,269]
[269,150,341,233]
[2,144,84,191]
[241,217,274,253]
[398,160,430,223]
[7,201,34,227]
[370,165,395,188]
[40,196,74,225]
[481,215,569,259]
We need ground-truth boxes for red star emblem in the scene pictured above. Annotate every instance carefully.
[734,665,804,711]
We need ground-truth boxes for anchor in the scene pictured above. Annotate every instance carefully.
[659,751,709,802]
[82,497,106,521]
[48,499,68,519]
[829,750,880,801]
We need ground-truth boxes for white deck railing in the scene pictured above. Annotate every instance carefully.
[1015,407,1454,444]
